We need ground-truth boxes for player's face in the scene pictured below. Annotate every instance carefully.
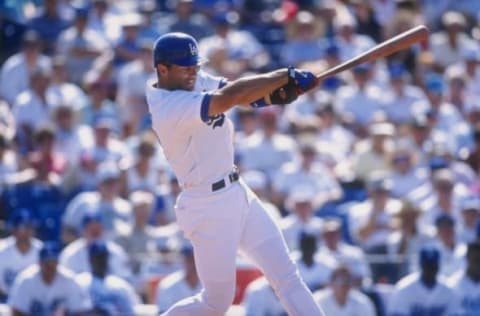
[40,259,58,283]
[162,64,199,91]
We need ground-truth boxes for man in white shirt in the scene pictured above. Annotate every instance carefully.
[8,242,92,315]
[448,241,480,316]
[147,32,323,315]
[60,212,132,281]
[156,244,202,313]
[0,30,51,105]
[76,240,140,315]
[0,210,42,300]
[388,247,459,316]
[314,265,376,316]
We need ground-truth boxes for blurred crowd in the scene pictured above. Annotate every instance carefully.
[1,0,480,315]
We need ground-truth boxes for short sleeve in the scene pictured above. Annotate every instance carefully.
[8,276,30,313]
[67,278,92,312]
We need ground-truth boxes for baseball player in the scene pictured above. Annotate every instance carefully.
[75,240,140,315]
[0,209,42,300]
[388,247,459,316]
[448,241,480,316]
[146,32,324,315]
[8,242,92,316]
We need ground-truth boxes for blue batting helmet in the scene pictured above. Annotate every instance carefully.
[153,32,203,67]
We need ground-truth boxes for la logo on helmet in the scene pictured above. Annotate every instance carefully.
[189,43,198,56]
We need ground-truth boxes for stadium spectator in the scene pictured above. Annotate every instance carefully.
[0,30,51,106]
[279,187,324,251]
[62,161,132,240]
[28,0,70,55]
[314,265,376,316]
[8,242,92,315]
[60,212,132,281]
[156,244,201,313]
[76,240,140,315]
[0,209,42,301]
[388,247,459,316]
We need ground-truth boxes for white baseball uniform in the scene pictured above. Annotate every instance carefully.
[388,273,459,316]
[8,265,92,315]
[76,272,140,315]
[156,271,203,313]
[314,288,376,316]
[448,271,480,316]
[59,238,132,280]
[146,70,324,315]
[0,237,42,295]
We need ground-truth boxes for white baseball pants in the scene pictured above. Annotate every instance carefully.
[160,179,325,316]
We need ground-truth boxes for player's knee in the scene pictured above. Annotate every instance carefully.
[202,280,236,315]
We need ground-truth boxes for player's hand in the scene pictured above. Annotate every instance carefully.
[268,81,299,105]
[287,66,318,93]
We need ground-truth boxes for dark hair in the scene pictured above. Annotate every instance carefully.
[467,241,480,257]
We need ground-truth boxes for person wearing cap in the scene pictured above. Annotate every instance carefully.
[388,247,459,316]
[0,209,42,300]
[63,160,132,239]
[8,242,92,315]
[198,10,269,74]
[332,12,376,63]
[75,240,140,315]
[350,171,402,250]
[0,30,51,105]
[46,55,88,112]
[314,265,376,316]
[280,10,325,67]
[388,139,430,200]
[351,122,395,182]
[335,62,383,129]
[156,243,202,314]
[317,217,371,284]
[28,0,70,55]
[116,40,156,134]
[60,211,132,282]
[279,186,324,251]
[446,45,480,98]
[293,232,338,291]
[457,197,480,244]
[381,62,427,125]
[11,66,53,137]
[448,241,480,316]
[272,136,342,210]
[238,107,297,179]
[429,10,477,69]
[430,214,465,277]
[56,5,110,84]
[167,0,213,42]
[113,13,144,68]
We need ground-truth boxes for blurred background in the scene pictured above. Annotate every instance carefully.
[0,0,480,315]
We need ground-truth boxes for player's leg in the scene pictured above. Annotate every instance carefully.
[161,190,245,316]
[239,188,325,315]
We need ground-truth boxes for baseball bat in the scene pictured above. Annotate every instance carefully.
[316,25,429,81]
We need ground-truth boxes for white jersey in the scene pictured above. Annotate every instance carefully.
[59,238,131,280]
[448,271,480,316]
[156,271,202,313]
[76,272,140,315]
[388,273,459,316]
[314,288,376,316]
[145,70,234,188]
[0,237,42,294]
[8,265,92,315]
[242,277,286,316]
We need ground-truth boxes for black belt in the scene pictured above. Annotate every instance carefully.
[211,170,240,192]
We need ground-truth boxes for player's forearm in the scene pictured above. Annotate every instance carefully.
[209,69,288,116]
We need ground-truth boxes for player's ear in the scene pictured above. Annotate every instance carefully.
[156,64,169,77]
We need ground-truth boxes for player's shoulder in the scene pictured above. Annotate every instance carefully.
[61,238,86,257]
[446,270,464,288]
[395,272,420,291]
[57,265,78,280]
[15,264,40,283]
[158,271,185,289]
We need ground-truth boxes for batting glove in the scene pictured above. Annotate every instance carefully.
[287,66,318,93]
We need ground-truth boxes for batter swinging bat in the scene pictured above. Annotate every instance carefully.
[316,25,429,81]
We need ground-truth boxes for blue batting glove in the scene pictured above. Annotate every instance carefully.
[287,66,318,93]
